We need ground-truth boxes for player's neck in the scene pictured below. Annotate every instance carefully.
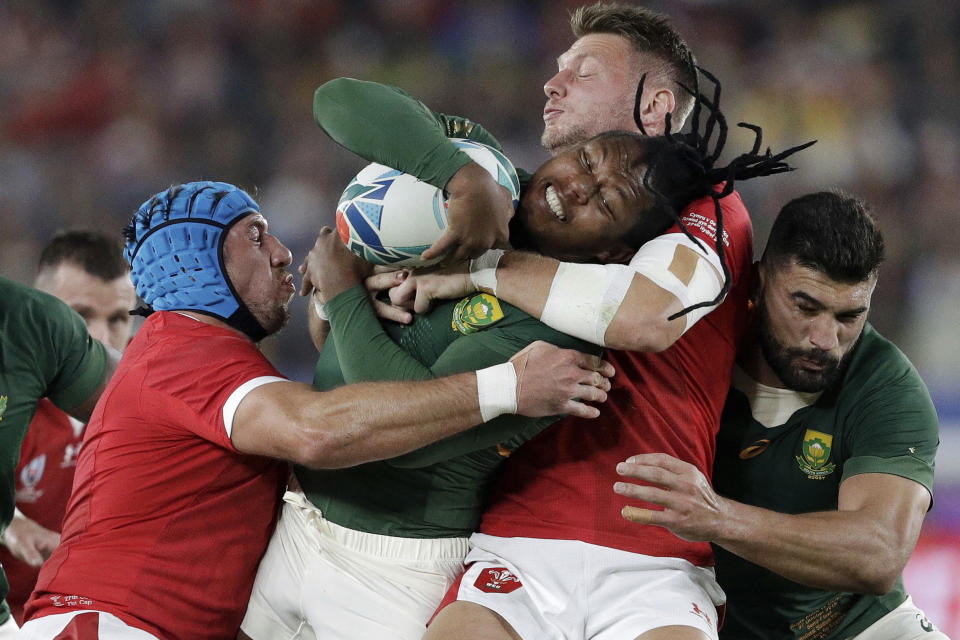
[739,339,787,389]
[172,310,240,334]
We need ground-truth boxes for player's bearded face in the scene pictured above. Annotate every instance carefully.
[756,289,853,393]
[754,261,874,393]
[224,213,296,337]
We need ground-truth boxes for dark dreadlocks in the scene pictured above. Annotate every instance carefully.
[631,67,816,321]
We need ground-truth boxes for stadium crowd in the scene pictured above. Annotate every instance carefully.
[0,1,957,638]
[0,0,957,404]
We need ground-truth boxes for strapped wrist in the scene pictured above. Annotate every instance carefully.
[475,361,518,421]
[469,249,505,295]
[312,291,328,321]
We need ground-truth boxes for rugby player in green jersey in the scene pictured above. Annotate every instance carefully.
[240,125,665,640]
[614,191,945,639]
[240,61,813,640]
[0,277,119,637]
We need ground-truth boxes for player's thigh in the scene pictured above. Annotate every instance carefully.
[634,626,713,640]
[424,601,522,640]
[240,500,316,640]
[0,615,17,640]
[302,540,464,640]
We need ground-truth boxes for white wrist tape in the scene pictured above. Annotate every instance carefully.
[312,292,328,321]
[628,233,724,334]
[540,262,635,345]
[475,361,518,422]
[469,249,505,295]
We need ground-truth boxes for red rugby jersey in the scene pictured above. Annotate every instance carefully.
[480,190,754,567]
[1,400,83,624]
[25,312,287,640]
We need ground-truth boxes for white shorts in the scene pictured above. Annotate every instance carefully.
[849,595,949,640]
[18,611,159,639]
[0,614,17,640]
[241,491,470,640]
[453,533,726,640]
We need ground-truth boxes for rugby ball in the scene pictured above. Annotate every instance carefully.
[335,139,520,267]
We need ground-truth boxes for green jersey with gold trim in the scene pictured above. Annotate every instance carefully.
[0,277,107,623]
[296,285,600,538]
[713,323,939,640]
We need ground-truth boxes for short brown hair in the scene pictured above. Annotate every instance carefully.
[38,229,129,282]
[571,2,697,126]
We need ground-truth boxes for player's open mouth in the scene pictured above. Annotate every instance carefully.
[545,185,566,221]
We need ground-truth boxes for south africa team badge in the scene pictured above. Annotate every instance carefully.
[796,429,836,479]
[452,293,504,335]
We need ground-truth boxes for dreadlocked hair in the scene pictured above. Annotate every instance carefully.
[631,66,816,321]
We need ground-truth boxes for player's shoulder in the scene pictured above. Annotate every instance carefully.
[146,312,277,374]
[0,276,87,348]
[848,324,920,382]
[838,324,934,410]
[683,186,749,221]
[1,276,70,318]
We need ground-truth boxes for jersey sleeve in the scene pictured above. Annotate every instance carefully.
[660,188,753,289]
[29,289,107,412]
[839,368,939,496]
[314,77,503,189]
[323,283,601,468]
[324,284,434,382]
[145,329,287,451]
[389,304,603,468]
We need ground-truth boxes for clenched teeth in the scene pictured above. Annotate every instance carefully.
[545,185,565,220]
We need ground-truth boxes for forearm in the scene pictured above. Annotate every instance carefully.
[390,412,551,468]
[491,251,683,350]
[488,251,556,317]
[715,499,909,594]
[300,373,485,469]
[314,77,473,189]
[326,285,433,382]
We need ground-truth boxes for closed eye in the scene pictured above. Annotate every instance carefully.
[580,149,592,172]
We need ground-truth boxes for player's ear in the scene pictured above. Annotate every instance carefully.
[637,87,676,134]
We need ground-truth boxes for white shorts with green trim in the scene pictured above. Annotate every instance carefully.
[849,595,949,640]
[241,491,469,640]
[454,533,725,640]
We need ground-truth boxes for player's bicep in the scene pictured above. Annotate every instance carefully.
[62,345,120,422]
[838,472,930,551]
[627,234,725,319]
[228,378,308,459]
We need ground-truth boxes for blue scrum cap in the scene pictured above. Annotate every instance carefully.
[123,181,268,340]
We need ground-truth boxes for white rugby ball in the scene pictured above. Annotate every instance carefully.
[335,138,520,267]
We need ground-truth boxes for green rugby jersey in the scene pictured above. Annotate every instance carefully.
[295,285,599,538]
[713,324,939,640]
[314,77,533,190]
[0,277,107,623]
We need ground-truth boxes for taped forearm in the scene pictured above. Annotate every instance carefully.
[471,232,725,348]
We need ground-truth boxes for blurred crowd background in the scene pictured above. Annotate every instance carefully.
[1,0,958,631]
